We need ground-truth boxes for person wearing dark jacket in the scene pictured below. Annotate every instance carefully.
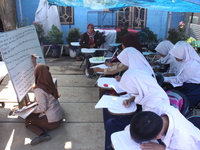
[79,23,106,78]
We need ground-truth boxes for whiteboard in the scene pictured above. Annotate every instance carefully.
[0,25,45,102]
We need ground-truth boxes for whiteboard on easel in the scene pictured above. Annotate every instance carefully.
[0,25,45,102]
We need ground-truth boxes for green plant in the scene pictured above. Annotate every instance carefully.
[33,22,45,45]
[21,18,30,27]
[46,25,63,45]
[66,28,82,46]
[167,21,188,44]
[137,27,158,45]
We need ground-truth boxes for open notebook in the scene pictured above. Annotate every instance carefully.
[111,130,141,150]
[95,95,137,114]
[111,130,159,150]
[90,64,110,69]
[14,102,38,119]
[97,77,125,94]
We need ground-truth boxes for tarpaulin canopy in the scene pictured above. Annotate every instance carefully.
[47,0,200,12]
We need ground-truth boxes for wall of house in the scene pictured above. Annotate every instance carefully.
[15,0,184,44]
[170,12,186,29]
[15,0,40,26]
[146,10,169,41]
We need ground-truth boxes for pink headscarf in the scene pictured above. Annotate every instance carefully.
[87,23,96,45]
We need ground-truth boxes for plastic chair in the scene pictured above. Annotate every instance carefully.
[166,89,190,117]
[186,100,200,117]
[187,116,200,129]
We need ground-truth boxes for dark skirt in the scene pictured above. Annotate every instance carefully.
[175,83,200,108]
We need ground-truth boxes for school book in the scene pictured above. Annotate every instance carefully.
[14,102,38,119]
[111,130,141,150]
[90,64,110,69]
[97,77,125,93]
[111,130,159,150]
[95,95,137,114]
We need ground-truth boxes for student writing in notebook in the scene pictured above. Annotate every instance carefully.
[25,55,62,146]
[129,109,200,150]
[104,69,170,150]
[93,33,142,75]
[163,41,200,108]
[150,40,178,76]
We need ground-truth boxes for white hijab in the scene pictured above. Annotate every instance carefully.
[155,40,174,64]
[169,41,200,75]
[117,47,155,77]
[118,69,170,114]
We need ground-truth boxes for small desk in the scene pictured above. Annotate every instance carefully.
[89,57,112,64]
[70,42,80,47]
[142,52,159,61]
[0,62,8,84]
[81,48,107,54]
[97,77,125,98]
[109,43,122,47]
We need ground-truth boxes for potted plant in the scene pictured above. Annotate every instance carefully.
[167,21,188,44]
[66,28,82,58]
[33,22,45,45]
[45,25,64,58]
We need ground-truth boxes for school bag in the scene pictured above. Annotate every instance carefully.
[166,89,190,117]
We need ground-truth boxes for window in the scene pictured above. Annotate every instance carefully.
[58,6,74,25]
[117,6,147,29]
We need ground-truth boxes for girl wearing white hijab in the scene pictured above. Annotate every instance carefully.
[164,41,200,107]
[117,47,155,77]
[105,69,170,150]
[118,69,170,114]
[154,40,178,76]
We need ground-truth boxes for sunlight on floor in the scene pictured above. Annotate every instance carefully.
[5,129,15,150]
[24,137,32,145]
[64,141,72,149]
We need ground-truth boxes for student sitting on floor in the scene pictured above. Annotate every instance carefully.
[93,33,142,75]
[104,69,170,150]
[130,108,200,150]
[163,41,200,108]
[25,55,62,146]
[150,40,178,76]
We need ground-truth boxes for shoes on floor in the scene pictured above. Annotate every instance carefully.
[85,74,92,78]
[31,133,51,146]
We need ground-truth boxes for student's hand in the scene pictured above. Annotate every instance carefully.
[93,67,104,73]
[140,141,165,150]
[115,75,121,82]
[104,61,112,66]
[123,99,131,108]
[31,54,37,67]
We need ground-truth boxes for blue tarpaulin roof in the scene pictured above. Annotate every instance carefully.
[47,0,200,12]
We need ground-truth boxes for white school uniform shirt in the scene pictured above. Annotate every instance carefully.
[117,47,155,77]
[161,105,200,150]
[118,69,170,115]
[155,40,178,74]
[164,41,200,87]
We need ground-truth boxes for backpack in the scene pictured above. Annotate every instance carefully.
[166,89,190,116]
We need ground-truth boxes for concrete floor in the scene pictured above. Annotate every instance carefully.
[0,56,105,150]
[1,55,200,150]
